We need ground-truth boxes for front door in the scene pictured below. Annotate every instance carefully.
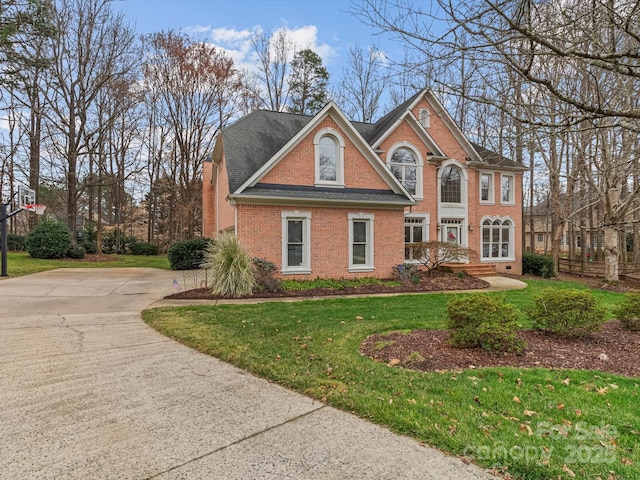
[441,219,463,245]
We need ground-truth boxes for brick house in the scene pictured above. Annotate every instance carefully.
[203,89,525,279]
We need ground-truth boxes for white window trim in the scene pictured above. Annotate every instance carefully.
[479,171,495,204]
[314,127,345,187]
[500,173,516,205]
[348,213,374,272]
[281,211,312,274]
[387,142,424,199]
[404,213,430,263]
[480,215,516,262]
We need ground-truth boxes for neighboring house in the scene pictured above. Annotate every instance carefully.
[203,88,525,279]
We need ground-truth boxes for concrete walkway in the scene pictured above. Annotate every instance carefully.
[0,268,516,479]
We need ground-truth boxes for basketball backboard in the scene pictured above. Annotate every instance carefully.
[18,185,36,210]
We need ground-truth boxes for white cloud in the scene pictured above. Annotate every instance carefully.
[180,23,338,73]
[211,27,253,45]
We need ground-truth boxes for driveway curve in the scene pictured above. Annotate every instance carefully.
[0,268,495,479]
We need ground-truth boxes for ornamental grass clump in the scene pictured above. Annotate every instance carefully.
[446,294,525,354]
[526,288,606,337]
[202,234,255,297]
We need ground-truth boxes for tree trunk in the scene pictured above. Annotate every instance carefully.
[603,226,620,282]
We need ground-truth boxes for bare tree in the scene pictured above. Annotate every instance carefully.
[250,29,295,111]
[143,31,247,240]
[357,0,640,282]
[335,45,386,122]
[45,0,137,239]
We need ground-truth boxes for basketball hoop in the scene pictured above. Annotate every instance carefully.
[23,204,46,215]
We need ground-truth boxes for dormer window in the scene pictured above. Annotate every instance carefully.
[314,128,345,186]
[319,136,337,181]
[419,108,430,128]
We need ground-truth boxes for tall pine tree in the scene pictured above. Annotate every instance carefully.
[288,49,329,115]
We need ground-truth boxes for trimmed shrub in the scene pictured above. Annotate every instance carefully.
[167,237,210,270]
[82,241,98,254]
[130,241,159,256]
[202,234,255,297]
[526,288,606,337]
[253,257,281,292]
[614,292,640,331]
[447,294,525,354]
[25,217,72,259]
[66,244,86,259]
[7,233,26,251]
[523,253,555,278]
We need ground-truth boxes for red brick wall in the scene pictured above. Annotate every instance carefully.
[237,203,405,279]
[202,154,235,238]
[260,116,390,190]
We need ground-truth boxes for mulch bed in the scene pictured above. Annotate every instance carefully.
[361,321,640,378]
[166,272,490,300]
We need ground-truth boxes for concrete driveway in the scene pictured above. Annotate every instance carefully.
[0,268,494,479]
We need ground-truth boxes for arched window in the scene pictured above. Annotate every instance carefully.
[390,147,418,195]
[482,218,514,259]
[440,165,462,203]
[318,135,337,181]
[314,128,344,186]
[419,108,430,128]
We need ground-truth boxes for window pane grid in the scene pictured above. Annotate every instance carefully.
[441,165,461,203]
[481,218,513,260]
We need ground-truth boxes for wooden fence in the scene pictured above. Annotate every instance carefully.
[558,258,640,277]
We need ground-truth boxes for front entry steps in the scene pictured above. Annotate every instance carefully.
[442,263,497,277]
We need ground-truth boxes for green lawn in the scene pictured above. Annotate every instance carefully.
[2,252,170,277]
[143,280,638,479]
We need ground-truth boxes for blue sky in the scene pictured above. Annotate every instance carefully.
[118,0,394,80]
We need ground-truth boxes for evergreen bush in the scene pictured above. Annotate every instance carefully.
[25,217,72,259]
[167,237,210,270]
[6,234,26,251]
[613,292,640,331]
[202,234,255,297]
[130,241,159,256]
[523,253,555,277]
[447,294,525,354]
[82,241,98,254]
[102,229,137,254]
[66,244,86,259]
[526,288,606,337]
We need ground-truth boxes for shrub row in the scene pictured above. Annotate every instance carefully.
[446,287,616,354]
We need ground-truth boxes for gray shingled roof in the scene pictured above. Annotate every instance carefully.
[223,110,313,193]
[470,142,523,169]
[238,184,412,206]
[220,95,521,203]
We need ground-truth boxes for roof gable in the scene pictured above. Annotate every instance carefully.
[220,110,313,193]
[232,101,413,199]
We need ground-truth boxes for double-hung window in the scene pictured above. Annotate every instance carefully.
[480,172,494,203]
[349,213,374,271]
[501,174,515,204]
[281,211,311,273]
